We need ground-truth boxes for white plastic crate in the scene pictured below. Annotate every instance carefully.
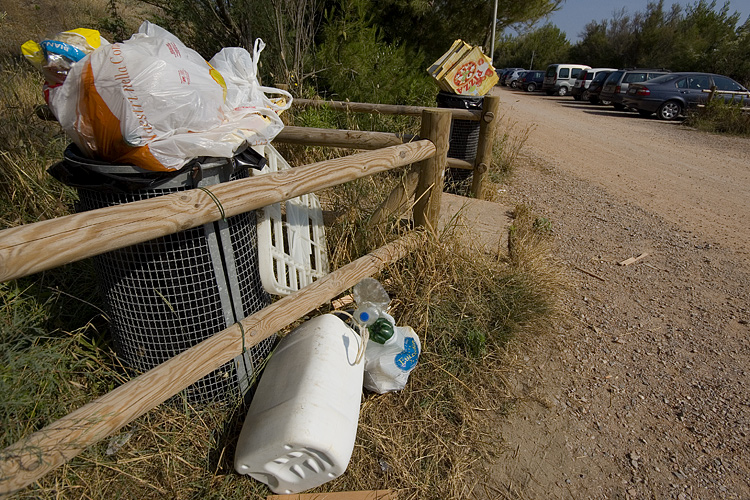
[253,144,329,295]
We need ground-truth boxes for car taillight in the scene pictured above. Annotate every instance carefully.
[615,85,621,93]
[636,88,651,96]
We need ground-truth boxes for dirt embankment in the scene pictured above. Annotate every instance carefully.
[482,88,750,500]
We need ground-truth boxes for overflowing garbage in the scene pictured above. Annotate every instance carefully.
[21,22,291,172]
[234,278,421,493]
[427,39,498,96]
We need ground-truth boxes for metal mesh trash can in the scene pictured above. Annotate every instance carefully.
[436,91,484,193]
[59,145,273,405]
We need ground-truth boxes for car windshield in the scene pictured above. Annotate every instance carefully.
[592,72,611,83]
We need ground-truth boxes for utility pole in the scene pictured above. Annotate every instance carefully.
[490,0,498,65]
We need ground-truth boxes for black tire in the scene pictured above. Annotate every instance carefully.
[638,109,653,117]
[546,89,554,96]
[557,86,568,96]
[589,96,600,104]
[573,94,582,101]
[613,103,627,111]
[601,99,612,106]
[510,81,518,88]
[582,90,590,101]
[657,100,682,121]
[527,82,537,92]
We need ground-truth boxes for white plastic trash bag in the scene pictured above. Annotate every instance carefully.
[363,323,421,394]
[49,21,291,172]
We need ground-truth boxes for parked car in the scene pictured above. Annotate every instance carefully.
[542,64,591,96]
[571,68,617,101]
[507,70,528,88]
[586,70,616,104]
[622,72,749,120]
[600,68,671,110]
[500,68,524,86]
[519,70,545,92]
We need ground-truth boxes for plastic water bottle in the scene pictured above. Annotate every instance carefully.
[352,278,390,326]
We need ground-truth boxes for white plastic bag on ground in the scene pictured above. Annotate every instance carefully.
[363,322,421,394]
[49,22,291,172]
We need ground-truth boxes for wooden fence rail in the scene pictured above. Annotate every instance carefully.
[0,141,434,283]
[290,95,502,199]
[0,108,453,494]
[293,98,482,121]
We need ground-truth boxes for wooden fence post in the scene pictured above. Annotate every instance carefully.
[413,109,451,230]
[471,95,500,199]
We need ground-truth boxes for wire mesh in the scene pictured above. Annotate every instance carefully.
[76,160,272,405]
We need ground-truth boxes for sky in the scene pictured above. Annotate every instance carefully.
[541,0,750,42]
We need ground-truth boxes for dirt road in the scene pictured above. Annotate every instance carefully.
[481,88,750,499]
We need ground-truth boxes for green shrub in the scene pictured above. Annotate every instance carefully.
[686,98,750,136]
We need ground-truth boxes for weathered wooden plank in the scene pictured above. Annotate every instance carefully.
[0,142,434,283]
[293,98,481,121]
[471,95,501,199]
[275,127,416,150]
[413,110,452,230]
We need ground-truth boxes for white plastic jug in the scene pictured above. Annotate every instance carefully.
[234,314,364,494]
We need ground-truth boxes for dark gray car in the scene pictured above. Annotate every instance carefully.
[622,72,749,120]
[600,69,671,110]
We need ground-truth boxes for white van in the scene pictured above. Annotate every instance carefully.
[543,64,591,96]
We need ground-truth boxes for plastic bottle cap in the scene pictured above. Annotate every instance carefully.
[358,311,370,322]
[368,317,394,344]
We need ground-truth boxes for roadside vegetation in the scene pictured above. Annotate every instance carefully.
[685,99,750,136]
[1,0,566,498]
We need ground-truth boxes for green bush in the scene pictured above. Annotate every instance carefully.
[686,98,750,136]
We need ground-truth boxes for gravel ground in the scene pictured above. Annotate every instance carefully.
[480,88,750,500]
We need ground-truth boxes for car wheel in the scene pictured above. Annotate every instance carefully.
[601,99,612,106]
[510,81,518,88]
[638,109,653,117]
[613,103,627,111]
[582,90,590,101]
[573,94,581,101]
[557,86,568,96]
[657,100,682,121]
[527,83,536,92]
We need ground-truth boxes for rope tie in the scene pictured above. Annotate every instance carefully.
[198,187,227,221]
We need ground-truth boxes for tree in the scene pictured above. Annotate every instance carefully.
[369,0,563,64]
[495,24,570,69]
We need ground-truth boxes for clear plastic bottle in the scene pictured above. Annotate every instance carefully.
[352,278,390,326]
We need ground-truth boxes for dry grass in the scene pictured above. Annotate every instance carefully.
[1,8,567,496]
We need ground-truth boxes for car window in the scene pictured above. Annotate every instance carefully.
[676,78,688,89]
[687,75,711,90]
[624,73,648,83]
[571,68,583,78]
[559,68,570,78]
[546,67,557,77]
[605,71,623,85]
[647,74,677,85]
[713,76,744,92]
[593,72,611,83]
